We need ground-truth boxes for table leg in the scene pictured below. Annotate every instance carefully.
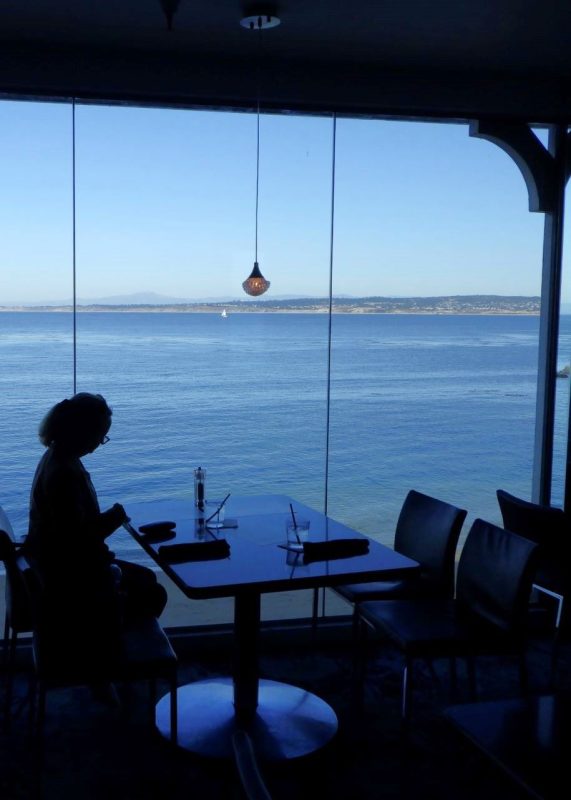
[155,590,338,759]
[233,592,260,726]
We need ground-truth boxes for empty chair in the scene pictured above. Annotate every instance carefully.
[15,552,178,747]
[335,490,467,631]
[497,489,571,682]
[359,519,538,725]
[497,489,570,627]
[0,505,33,727]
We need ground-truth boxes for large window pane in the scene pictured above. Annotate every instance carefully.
[0,100,72,536]
[74,106,332,624]
[328,119,544,556]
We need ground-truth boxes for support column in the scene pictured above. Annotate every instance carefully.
[469,121,569,506]
[536,127,567,506]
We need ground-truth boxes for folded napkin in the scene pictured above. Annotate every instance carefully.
[139,521,176,534]
[138,522,177,543]
[302,538,369,563]
[158,539,230,563]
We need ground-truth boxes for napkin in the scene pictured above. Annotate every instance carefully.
[302,538,369,563]
[139,521,176,534]
[138,521,177,542]
[158,539,230,563]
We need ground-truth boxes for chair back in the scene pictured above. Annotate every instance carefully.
[0,504,15,542]
[394,490,467,598]
[497,489,567,550]
[497,489,570,597]
[0,505,33,633]
[456,518,538,635]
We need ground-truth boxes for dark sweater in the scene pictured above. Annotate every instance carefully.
[26,446,117,586]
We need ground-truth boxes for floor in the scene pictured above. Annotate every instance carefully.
[1,616,569,800]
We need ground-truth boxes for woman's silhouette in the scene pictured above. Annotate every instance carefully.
[25,393,167,673]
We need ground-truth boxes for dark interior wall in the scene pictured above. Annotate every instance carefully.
[1,43,570,122]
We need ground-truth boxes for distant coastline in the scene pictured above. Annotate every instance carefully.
[0,295,541,315]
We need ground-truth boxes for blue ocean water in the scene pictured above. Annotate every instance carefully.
[1,311,569,562]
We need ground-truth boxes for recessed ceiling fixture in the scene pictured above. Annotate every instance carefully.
[240,11,281,297]
[160,0,181,31]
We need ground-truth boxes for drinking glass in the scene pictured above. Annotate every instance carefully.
[205,499,225,529]
[286,517,310,551]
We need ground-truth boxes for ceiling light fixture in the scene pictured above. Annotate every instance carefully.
[160,0,181,31]
[240,11,281,297]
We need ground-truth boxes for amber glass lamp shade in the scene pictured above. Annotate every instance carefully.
[242,261,270,296]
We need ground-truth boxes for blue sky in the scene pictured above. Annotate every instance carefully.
[0,99,563,303]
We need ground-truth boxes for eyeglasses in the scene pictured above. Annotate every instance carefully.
[101,435,110,445]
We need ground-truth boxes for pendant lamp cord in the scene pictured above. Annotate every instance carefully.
[324,114,336,519]
[314,113,337,622]
[254,24,262,264]
[72,98,77,395]
[255,92,260,263]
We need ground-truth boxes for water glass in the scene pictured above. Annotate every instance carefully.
[286,517,310,550]
[205,499,225,528]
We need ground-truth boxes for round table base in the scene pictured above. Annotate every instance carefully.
[156,677,338,760]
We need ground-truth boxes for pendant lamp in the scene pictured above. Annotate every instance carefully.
[240,12,280,297]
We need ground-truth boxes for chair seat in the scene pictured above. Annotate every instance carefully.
[536,559,570,598]
[335,578,419,604]
[118,616,177,675]
[35,616,177,686]
[360,598,523,659]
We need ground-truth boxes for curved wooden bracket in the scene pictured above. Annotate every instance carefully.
[469,121,557,213]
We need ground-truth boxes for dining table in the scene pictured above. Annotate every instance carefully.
[123,494,419,760]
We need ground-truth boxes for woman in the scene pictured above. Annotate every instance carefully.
[25,392,167,671]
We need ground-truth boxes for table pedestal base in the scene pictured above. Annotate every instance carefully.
[155,677,338,760]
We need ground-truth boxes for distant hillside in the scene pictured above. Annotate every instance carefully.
[0,295,541,315]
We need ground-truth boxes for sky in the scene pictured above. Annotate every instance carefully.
[0,99,567,304]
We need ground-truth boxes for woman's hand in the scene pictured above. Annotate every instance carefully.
[111,503,130,525]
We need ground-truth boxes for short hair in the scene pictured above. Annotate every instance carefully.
[39,393,112,447]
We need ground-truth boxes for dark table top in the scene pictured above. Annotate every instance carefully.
[444,693,571,800]
[124,494,419,599]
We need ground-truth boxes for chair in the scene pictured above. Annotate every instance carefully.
[497,489,571,683]
[335,490,467,632]
[0,505,33,727]
[359,519,538,726]
[15,552,178,747]
[497,489,569,624]
[232,730,273,800]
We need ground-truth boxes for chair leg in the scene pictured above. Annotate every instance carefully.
[169,672,178,745]
[449,657,458,700]
[32,680,46,789]
[2,613,9,671]
[466,657,477,701]
[149,678,157,728]
[311,588,320,633]
[35,681,46,739]
[402,657,413,729]
[550,628,561,689]
[352,616,369,710]
[351,604,360,643]
[518,652,528,695]
[3,630,18,728]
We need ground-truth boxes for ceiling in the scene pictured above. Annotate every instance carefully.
[1,1,571,121]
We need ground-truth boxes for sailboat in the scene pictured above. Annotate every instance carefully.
[221,309,228,318]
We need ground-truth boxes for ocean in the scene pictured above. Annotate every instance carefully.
[1,311,569,563]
